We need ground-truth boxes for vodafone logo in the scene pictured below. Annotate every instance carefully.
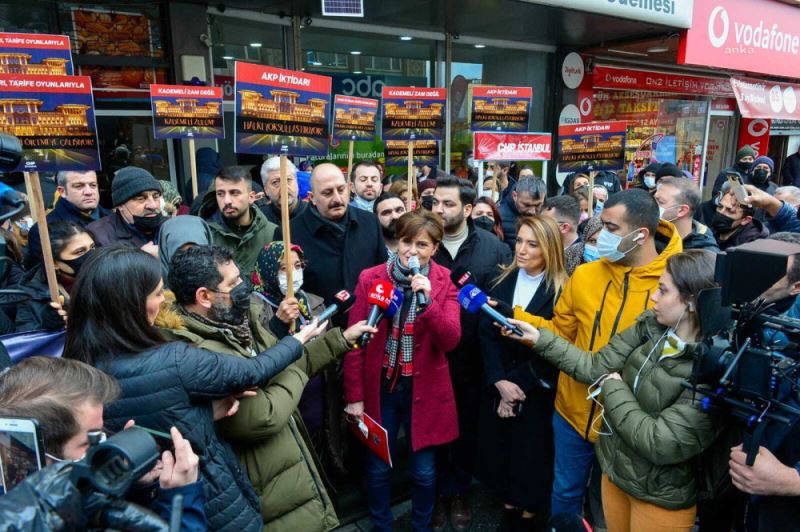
[747,119,770,137]
[708,6,729,48]
[579,97,592,117]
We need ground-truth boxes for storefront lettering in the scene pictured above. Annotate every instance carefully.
[606,0,675,16]
[708,5,800,56]
[341,76,385,98]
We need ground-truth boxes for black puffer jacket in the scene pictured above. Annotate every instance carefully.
[98,337,303,532]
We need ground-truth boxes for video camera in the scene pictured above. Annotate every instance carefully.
[685,239,800,466]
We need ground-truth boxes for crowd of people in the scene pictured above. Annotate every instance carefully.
[0,149,799,532]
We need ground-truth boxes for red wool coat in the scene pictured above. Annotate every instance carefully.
[343,260,461,451]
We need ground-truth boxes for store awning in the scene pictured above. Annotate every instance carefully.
[730,76,800,120]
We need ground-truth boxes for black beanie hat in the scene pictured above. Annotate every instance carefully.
[111,166,162,207]
[655,163,682,181]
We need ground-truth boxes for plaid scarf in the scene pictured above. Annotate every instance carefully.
[383,255,429,384]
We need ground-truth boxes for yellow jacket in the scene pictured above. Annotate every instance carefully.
[514,220,683,442]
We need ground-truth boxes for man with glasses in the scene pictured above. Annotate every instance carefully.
[161,244,374,531]
[653,177,718,252]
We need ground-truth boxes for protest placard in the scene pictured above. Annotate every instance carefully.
[557,121,627,173]
[470,85,531,132]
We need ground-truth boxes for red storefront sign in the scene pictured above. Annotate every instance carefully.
[738,118,772,157]
[592,66,733,98]
[730,77,800,120]
[473,132,552,161]
[679,0,800,80]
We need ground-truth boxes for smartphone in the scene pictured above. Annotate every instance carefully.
[727,173,749,204]
[134,426,174,455]
[0,417,45,495]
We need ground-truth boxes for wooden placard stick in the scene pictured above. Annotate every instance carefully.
[406,137,415,211]
[23,172,38,222]
[188,138,199,199]
[279,147,294,307]
[346,140,355,181]
[24,172,59,304]
[588,169,597,216]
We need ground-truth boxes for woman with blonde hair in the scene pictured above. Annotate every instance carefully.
[475,215,567,531]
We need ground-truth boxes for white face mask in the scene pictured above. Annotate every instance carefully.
[644,176,656,189]
[278,269,303,295]
[658,205,679,222]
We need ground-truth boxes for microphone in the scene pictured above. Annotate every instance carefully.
[315,290,356,323]
[358,280,394,346]
[457,284,523,337]
[408,255,427,307]
[450,266,474,289]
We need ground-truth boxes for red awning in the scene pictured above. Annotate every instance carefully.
[730,76,800,120]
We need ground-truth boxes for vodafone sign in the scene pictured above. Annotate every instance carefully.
[730,77,800,120]
[679,0,800,79]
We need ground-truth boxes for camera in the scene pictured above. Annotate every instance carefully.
[684,239,800,465]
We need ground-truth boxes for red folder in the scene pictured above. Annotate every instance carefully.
[349,413,392,467]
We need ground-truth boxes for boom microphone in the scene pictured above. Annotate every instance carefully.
[408,255,427,307]
[457,284,523,336]
[316,290,356,323]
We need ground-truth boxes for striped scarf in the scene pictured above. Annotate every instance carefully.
[383,255,429,384]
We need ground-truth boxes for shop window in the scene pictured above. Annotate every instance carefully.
[0,3,56,34]
[209,15,285,71]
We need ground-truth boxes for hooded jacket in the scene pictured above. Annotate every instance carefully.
[514,220,683,442]
[682,220,719,252]
[531,311,720,509]
[716,218,769,251]
[158,215,213,284]
[157,295,348,532]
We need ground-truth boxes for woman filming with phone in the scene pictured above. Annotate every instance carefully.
[501,250,721,531]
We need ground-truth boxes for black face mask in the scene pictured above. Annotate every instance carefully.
[735,161,751,173]
[473,215,495,233]
[420,195,434,211]
[751,168,770,185]
[210,281,252,325]
[710,211,737,234]
[59,248,95,277]
[382,219,398,240]
[132,212,164,234]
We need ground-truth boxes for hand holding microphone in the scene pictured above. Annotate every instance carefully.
[357,280,399,347]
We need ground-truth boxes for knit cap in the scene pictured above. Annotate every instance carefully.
[111,166,163,207]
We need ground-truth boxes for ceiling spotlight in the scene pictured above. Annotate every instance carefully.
[250,42,262,48]
[222,55,234,60]
[646,45,669,53]
[474,44,486,49]
[311,61,322,66]
[353,70,362,74]
[400,36,413,41]
[350,50,361,55]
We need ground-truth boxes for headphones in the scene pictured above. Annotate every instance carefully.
[632,232,645,243]
[688,301,695,312]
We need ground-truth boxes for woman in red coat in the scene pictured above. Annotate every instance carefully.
[344,210,461,532]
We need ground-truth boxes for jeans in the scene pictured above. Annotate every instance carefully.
[366,385,436,531]
[551,411,596,516]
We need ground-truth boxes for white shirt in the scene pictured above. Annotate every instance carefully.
[512,269,544,309]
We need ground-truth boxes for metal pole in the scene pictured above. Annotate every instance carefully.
[444,33,452,175]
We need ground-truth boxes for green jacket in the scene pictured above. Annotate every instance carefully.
[157,296,350,532]
[532,310,720,510]
[202,189,278,276]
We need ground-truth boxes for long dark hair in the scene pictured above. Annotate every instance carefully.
[49,220,90,260]
[63,245,164,365]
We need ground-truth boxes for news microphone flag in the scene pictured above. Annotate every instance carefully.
[457,284,523,337]
[359,280,395,346]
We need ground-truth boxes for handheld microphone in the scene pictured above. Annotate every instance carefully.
[315,290,356,323]
[358,280,394,346]
[408,255,427,307]
[450,266,474,289]
[457,284,523,337]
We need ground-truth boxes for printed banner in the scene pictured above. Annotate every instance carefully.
[592,66,733,98]
[384,140,439,167]
[0,33,73,76]
[382,86,446,141]
[150,84,224,139]
[0,74,100,172]
[470,85,532,132]
[235,62,332,156]
[557,121,627,173]
[473,132,552,161]
[332,94,379,141]
[730,77,800,120]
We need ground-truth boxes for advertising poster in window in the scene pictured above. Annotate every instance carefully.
[382,87,446,141]
[331,94,379,141]
[470,85,532,132]
[384,140,438,167]
[0,74,100,172]
[234,62,332,156]
[150,84,224,139]
[557,121,627,173]
[0,33,73,76]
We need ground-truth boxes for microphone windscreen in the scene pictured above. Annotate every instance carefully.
[385,288,404,318]
[458,284,488,314]
[330,290,356,314]
[367,280,394,310]
[408,255,421,271]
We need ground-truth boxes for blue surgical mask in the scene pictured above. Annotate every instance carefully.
[596,228,642,263]
[644,176,656,189]
[594,201,604,216]
[583,244,600,263]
